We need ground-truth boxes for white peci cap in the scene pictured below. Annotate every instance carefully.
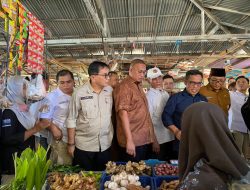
[147,67,163,79]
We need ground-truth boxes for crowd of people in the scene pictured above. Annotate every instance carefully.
[0,59,249,188]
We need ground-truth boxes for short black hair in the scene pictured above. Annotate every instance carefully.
[228,77,235,83]
[185,70,203,80]
[88,61,109,76]
[163,74,174,81]
[236,75,249,83]
[56,69,74,82]
[228,81,236,88]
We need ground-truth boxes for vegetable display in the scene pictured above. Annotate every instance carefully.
[49,165,81,174]
[47,171,102,190]
[158,180,179,190]
[104,171,150,190]
[0,146,51,190]
[154,164,178,176]
[106,161,152,176]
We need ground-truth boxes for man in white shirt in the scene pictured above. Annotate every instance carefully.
[146,67,175,161]
[67,61,113,171]
[40,70,75,165]
[229,76,249,158]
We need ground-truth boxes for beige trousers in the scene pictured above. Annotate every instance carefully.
[232,131,250,159]
[50,139,72,165]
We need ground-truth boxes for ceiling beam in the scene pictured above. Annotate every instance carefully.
[153,0,163,38]
[6,34,247,46]
[179,3,193,36]
[203,5,250,16]
[190,0,250,53]
[95,0,110,37]
[221,21,250,31]
[83,0,106,37]
[207,24,220,35]
[127,0,131,36]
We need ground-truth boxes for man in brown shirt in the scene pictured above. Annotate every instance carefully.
[113,59,159,162]
[199,68,230,115]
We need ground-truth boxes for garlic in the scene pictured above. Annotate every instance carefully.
[104,181,111,188]
[134,181,141,186]
[120,179,129,187]
[119,171,127,180]
[108,181,118,189]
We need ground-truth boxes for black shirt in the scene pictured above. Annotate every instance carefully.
[1,109,35,174]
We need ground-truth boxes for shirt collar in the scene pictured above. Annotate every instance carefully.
[127,76,141,85]
[86,81,108,94]
[56,87,71,97]
[206,83,225,92]
[182,88,200,97]
[149,88,164,93]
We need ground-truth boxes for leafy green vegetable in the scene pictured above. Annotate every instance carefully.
[0,146,51,190]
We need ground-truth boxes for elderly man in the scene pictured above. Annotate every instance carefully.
[162,70,207,159]
[146,67,174,161]
[114,59,159,162]
[199,68,230,115]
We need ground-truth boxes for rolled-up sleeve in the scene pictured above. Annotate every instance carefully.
[162,95,176,128]
[66,91,80,129]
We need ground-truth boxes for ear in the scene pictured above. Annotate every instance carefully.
[184,80,187,85]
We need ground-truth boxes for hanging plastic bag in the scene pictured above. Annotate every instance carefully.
[26,74,46,101]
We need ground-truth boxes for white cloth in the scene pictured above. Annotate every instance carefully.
[40,88,71,143]
[29,98,49,138]
[6,76,35,130]
[146,88,174,144]
[229,91,249,133]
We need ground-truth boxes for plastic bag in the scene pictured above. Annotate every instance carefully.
[26,74,46,101]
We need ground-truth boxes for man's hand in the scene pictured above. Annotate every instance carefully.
[34,120,51,131]
[50,125,63,141]
[152,140,160,154]
[126,139,136,157]
[67,145,75,157]
[175,130,181,140]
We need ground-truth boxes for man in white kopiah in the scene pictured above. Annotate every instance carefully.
[146,67,174,161]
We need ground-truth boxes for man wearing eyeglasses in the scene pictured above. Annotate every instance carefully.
[162,70,207,159]
[199,68,230,115]
[66,61,113,171]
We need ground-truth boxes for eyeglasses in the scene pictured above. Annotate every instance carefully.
[188,81,203,86]
[93,73,110,79]
[210,79,225,84]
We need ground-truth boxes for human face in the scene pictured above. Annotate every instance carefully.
[236,78,249,92]
[92,67,110,88]
[150,76,163,89]
[209,76,226,90]
[163,78,174,92]
[185,75,203,96]
[58,74,74,95]
[129,63,146,82]
[108,73,119,88]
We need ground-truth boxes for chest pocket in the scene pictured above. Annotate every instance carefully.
[81,99,98,119]
[104,96,112,115]
[55,101,70,119]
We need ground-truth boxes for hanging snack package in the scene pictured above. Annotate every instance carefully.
[26,74,46,101]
